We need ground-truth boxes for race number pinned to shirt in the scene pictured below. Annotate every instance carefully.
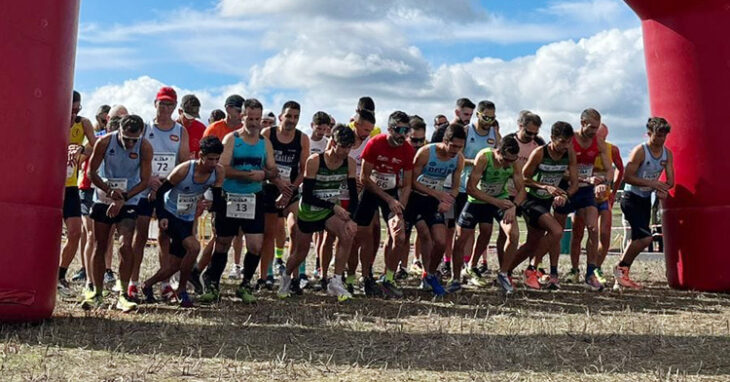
[226,193,256,219]
[370,171,396,190]
[419,176,444,191]
[277,165,292,181]
[536,173,563,197]
[638,170,663,192]
[311,189,340,212]
[480,181,504,196]
[578,164,594,186]
[66,163,75,179]
[176,193,199,215]
[152,152,176,177]
[98,178,128,204]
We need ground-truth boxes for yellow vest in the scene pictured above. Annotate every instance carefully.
[65,119,85,187]
[594,142,613,202]
[348,121,381,137]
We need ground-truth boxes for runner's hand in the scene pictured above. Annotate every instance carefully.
[502,206,516,224]
[595,184,608,195]
[389,215,404,236]
[106,200,123,218]
[496,199,514,211]
[545,185,566,198]
[109,189,125,201]
[439,191,455,205]
[653,181,671,192]
[656,189,668,200]
[437,200,452,213]
[149,176,163,191]
[553,195,567,207]
[248,170,266,182]
[387,198,404,216]
[344,220,357,237]
[159,218,169,231]
[333,205,350,221]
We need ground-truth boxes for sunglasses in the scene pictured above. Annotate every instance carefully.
[523,130,538,137]
[120,133,141,143]
[478,112,496,122]
[409,137,425,143]
[393,126,411,135]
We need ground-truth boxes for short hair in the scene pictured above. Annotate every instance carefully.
[444,123,467,142]
[281,100,300,112]
[199,136,224,156]
[96,105,110,117]
[580,108,601,122]
[518,110,542,127]
[646,117,671,134]
[477,100,496,113]
[244,98,263,111]
[498,134,520,156]
[108,116,122,132]
[72,90,81,103]
[331,123,356,147]
[355,109,375,125]
[456,98,475,109]
[120,115,144,134]
[551,121,574,140]
[312,111,331,126]
[357,96,375,113]
[409,115,426,132]
[210,109,225,122]
[433,114,447,125]
[388,111,410,129]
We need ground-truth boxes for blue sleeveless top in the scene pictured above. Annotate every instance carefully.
[164,160,217,221]
[223,132,267,194]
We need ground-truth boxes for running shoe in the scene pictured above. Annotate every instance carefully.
[395,267,408,281]
[71,268,87,283]
[265,275,275,290]
[476,262,489,277]
[564,268,581,284]
[345,275,356,295]
[290,277,304,295]
[496,272,514,294]
[546,275,561,290]
[188,268,204,295]
[613,265,642,290]
[363,276,382,297]
[198,284,220,304]
[142,285,156,303]
[594,267,607,285]
[445,280,462,294]
[228,265,242,280]
[437,261,452,280]
[419,277,432,291]
[57,279,72,298]
[236,284,257,304]
[465,267,489,288]
[127,284,139,301]
[274,258,286,278]
[327,276,353,302]
[315,278,328,292]
[523,269,541,290]
[160,284,175,301]
[299,273,310,290]
[255,278,267,291]
[112,279,123,293]
[378,276,403,298]
[116,294,138,313]
[409,260,424,276]
[585,274,605,292]
[423,274,446,297]
[104,269,116,287]
[313,267,321,280]
[80,292,103,310]
[178,291,194,308]
[537,268,550,286]
[277,274,292,299]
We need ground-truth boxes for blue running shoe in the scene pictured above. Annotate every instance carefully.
[424,274,446,297]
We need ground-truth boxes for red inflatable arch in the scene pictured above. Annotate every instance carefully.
[1,0,727,321]
[0,1,81,321]
[625,0,730,292]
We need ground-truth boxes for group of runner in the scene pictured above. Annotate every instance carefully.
[60,88,674,311]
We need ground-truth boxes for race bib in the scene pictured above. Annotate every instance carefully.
[152,152,176,177]
[310,189,340,212]
[536,173,562,197]
[443,174,453,189]
[639,171,662,192]
[277,165,292,180]
[371,171,396,190]
[98,178,128,204]
[480,181,505,196]
[419,175,444,191]
[226,193,256,219]
[176,193,199,215]
[578,164,594,178]
[65,163,75,179]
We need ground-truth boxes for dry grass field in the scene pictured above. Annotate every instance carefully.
[2,243,730,381]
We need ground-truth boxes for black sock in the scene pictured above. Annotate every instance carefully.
[550,266,558,276]
[206,251,228,286]
[59,267,67,280]
[619,261,630,268]
[105,268,112,274]
[242,251,261,285]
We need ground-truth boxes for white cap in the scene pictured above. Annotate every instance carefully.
[262,109,277,126]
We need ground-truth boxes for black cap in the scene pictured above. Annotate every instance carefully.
[180,94,201,118]
[224,94,245,109]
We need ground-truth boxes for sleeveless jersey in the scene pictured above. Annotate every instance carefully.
[468,148,513,203]
[527,145,570,200]
[415,144,458,195]
[626,143,668,198]
[506,133,544,196]
[144,122,183,178]
[270,128,303,183]
[93,132,144,206]
[460,122,498,192]
[309,136,329,154]
[163,160,216,221]
[341,135,371,200]
[594,142,614,202]
[573,135,599,187]
[299,153,349,222]
[66,117,86,187]
[223,132,267,194]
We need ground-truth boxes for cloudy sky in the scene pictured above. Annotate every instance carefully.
[76,0,649,156]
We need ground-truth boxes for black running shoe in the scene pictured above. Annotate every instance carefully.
[363,276,382,297]
[189,267,204,295]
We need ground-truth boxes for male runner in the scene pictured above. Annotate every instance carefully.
[141,136,224,307]
[308,111,331,282]
[84,114,152,311]
[178,94,206,159]
[614,117,673,289]
[129,86,190,300]
[354,111,415,298]
[453,135,524,293]
[552,109,612,291]
[404,123,465,296]
[509,122,578,290]
[199,98,286,303]
[261,101,310,293]
[278,124,359,301]
[58,91,96,296]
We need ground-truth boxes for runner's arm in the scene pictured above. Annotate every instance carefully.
[664,149,675,189]
[449,153,464,198]
[512,162,527,206]
[610,145,624,198]
[291,133,310,188]
[301,153,334,209]
[399,169,412,208]
[566,149,579,196]
[346,156,359,216]
[87,135,112,193]
[596,138,613,184]
[127,140,153,200]
[623,144,654,188]
[81,117,97,156]
[522,147,543,190]
[177,125,191,164]
[154,162,189,212]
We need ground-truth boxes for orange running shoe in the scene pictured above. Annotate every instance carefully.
[613,265,642,290]
[523,269,541,290]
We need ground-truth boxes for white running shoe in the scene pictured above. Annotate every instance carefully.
[327,275,353,302]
